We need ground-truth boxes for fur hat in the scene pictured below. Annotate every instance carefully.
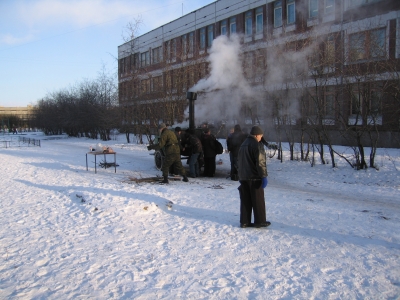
[250,126,263,135]
[234,124,241,132]
[174,126,181,132]
[204,128,210,134]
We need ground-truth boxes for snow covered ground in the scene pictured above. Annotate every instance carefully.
[0,132,399,299]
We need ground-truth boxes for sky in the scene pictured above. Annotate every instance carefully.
[0,132,399,298]
[0,0,215,107]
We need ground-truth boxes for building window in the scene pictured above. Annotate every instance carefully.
[349,28,385,61]
[245,11,253,36]
[309,0,318,18]
[351,90,362,115]
[152,47,162,64]
[221,20,227,35]
[151,76,161,92]
[287,0,295,24]
[370,28,386,58]
[171,39,176,60]
[207,25,214,48]
[325,0,334,14]
[325,35,335,66]
[274,1,282,28]
[189,32,194,54]
[256,7,263,33]
[324,87,335,117]
[182,34,187,55]
[200,28,206,50]
[230,17,237,34]
[141,51,150,67]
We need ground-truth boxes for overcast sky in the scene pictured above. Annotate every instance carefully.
[0,0,215,107]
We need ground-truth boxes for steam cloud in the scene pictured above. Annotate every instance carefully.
[187,34,256,126]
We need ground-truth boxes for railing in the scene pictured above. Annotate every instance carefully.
[0,136,41,148]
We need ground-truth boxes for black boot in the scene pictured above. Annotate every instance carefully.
[161,175,169,184]
[182,175,189,182]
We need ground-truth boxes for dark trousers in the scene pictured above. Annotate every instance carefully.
[203,156,216,177]
[238,180,266,225]
[162,152,186,177]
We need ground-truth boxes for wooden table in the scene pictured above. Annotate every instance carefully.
[86,151,117,173]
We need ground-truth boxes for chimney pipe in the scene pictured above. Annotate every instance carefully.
[186,92,197,131]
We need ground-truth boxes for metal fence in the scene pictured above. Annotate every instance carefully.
[0,136,41,148]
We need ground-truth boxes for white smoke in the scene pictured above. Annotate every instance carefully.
[187,34,255,124]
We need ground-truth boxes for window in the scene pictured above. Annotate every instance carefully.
[351,91,362,115]
[274,1,282,28]
[200,28,206,50]
[182,34,187,55]
[141,79,150,94]
[245,11,253,36]
[349,28,386,61]
[256,7,263,33]
[188,32,194,54]
[171,39,176,60]
[140,51,150,67]
[309,0,318,18]
[287,0,295,24]
[324,88,335,116]
[207,25,214,48]
[151,76,162,92]
[370,28,386,58]
[221,20,227,35]
[230,17,236,34]
[152,47,162,64]
[325,35,335,66]
[325,0,334,14]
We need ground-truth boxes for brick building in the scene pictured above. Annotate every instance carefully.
[118,0,400,147]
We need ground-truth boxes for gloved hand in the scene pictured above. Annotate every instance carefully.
[262,177,268,188]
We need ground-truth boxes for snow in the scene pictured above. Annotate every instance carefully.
[1,132,399,299]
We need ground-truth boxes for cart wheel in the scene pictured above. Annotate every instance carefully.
[154,150,164,170]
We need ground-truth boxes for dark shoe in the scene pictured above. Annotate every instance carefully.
[161,176,169,184]
[240,223,255,228]
[182,176,189,182]
[254,221,271,228]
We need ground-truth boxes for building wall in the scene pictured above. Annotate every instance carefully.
[118,0,400,148]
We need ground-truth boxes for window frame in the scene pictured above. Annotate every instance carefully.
[287,0,295,25]
[256,7,263,34]
[274,1,283,28]
[230,17,237,34]
[309,0,319,19]
[245,11,253,36]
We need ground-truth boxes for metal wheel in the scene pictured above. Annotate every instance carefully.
[154,150,164,170]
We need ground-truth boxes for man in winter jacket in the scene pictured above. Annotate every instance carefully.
[237,125,270,228]
[183,130,203,178]
[227,124,246,181]
[148,123,189,184]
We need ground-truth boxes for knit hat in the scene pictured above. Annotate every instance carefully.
[174,126,181,132]
[250,125,263,135]
[158,123,167,130]
[234,124,241,132]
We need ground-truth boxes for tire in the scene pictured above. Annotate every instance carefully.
[154,150,164,170]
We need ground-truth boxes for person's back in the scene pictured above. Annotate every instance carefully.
[227,124,246,180]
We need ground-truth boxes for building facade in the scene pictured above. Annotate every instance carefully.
[118,0,400,147]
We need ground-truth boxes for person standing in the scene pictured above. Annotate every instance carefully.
[227,124,246,181]
[201,128,217,177]
[148,123,189,184]
[237,125,270,228]
[183,130,203,178]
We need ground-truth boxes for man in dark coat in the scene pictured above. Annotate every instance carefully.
[227,124,246,181]
[237,125,270,228]
[201,128,217,177]
[183,130,203,178]
[148,123,189,184]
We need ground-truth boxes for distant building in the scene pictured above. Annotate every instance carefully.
[118,0,400,147]
[0,106,34,121]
